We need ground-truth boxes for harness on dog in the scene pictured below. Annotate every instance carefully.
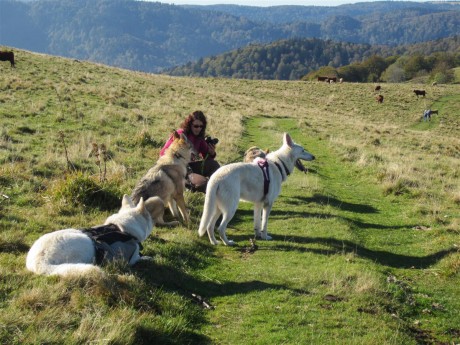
[81,224,141,265]
[257,159,270,196]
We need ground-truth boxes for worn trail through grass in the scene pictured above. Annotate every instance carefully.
[193,116,458,344]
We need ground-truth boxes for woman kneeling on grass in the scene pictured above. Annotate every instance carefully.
[160,110,220,193]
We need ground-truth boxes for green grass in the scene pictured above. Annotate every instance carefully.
[0,49,459,344]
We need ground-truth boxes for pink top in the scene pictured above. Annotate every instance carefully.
[160,129,216,161]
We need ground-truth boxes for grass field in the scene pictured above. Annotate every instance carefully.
[0,49,459,344]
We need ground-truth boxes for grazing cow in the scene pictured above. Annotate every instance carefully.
[376,95,384,103]
[328,77,337,83]
[374,85,381,91]
[0,51,15,67]
[414,89,426,97]
[317,76,329,82]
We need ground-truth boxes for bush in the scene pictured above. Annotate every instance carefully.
[431,71,454,84]
[51,172,123,211]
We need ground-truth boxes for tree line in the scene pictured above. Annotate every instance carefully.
[305,51,459,84]
[165,36,460,83]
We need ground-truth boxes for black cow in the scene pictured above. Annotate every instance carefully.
[0,51,15,67]
[413,89,426,97]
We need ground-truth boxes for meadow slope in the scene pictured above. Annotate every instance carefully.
[0,50,459,344]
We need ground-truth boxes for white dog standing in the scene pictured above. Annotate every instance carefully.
[26,195,162,276]
[198,133,315,245]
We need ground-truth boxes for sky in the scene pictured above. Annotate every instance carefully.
[157,0,432,6]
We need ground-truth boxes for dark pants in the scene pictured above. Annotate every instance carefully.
[188,160,220,193]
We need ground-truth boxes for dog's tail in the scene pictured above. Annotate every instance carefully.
[131,182,145,205]
[29,262,102,277]
[131,175,158,205]
[198,178,218,237]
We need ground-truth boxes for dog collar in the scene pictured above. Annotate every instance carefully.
[274,159,291,178]
[174,152,185,160]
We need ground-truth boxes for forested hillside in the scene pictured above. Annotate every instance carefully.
[166,38,378,80]
[0,0,459,73]
[1,0,285,72]
[165,36,460,81]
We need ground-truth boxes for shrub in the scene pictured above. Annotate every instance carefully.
[382,178,418,196]
[50,172,122,211]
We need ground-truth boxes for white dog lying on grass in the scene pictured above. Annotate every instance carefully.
[26,195,162,276]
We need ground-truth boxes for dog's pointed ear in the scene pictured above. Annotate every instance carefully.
[136,197,145,211]
[122,194,134,208]
[283,133,293,147]
[180,132,189,143]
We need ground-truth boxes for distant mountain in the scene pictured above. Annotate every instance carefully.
[0,0,459,73]
[191,2,460,24]
[2,0,284,72]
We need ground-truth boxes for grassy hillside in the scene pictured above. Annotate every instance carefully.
[0,49,459,344]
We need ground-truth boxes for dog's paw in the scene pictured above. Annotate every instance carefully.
[139,256,152,261]
[225,239,236,246]
[256,234,272,240]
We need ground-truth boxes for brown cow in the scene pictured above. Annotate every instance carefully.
[376,95,384,103]
[413,89,426,97]
[317,76,329,82]
[0,51,15,67]
[374,85,381,91]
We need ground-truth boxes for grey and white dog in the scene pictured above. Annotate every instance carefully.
[26,195,161,276]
